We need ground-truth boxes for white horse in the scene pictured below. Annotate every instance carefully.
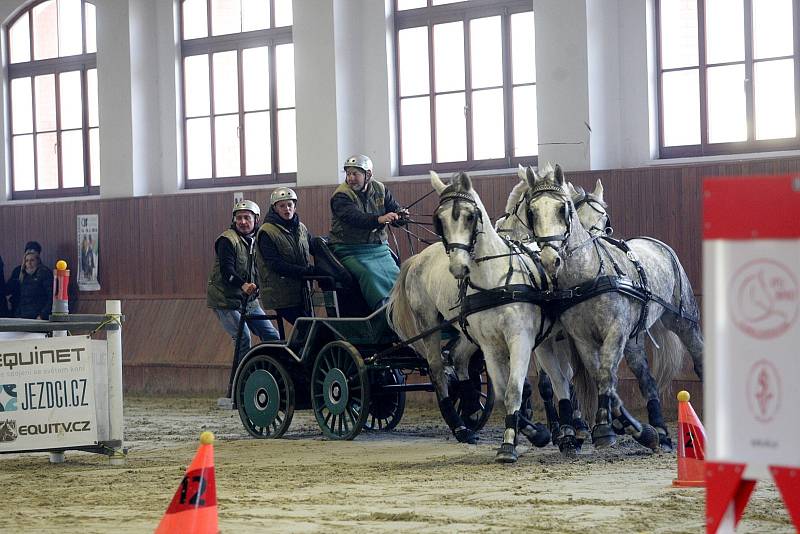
[523,164,703,450]
[499,166,684,451]
[390,171,554,462]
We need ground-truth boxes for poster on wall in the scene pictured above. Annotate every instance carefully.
[77,214,100,291]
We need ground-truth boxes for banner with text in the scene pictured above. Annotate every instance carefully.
[0,336,98,452]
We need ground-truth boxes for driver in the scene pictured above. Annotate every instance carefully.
[329,154,407,310]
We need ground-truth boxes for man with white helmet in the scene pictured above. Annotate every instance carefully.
[329,154,407,310]
[256,187,317,325]
[207,200,280,407]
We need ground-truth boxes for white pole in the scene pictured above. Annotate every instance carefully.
[106,300,125,465]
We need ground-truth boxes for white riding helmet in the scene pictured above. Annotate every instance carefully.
[343,154,373,174]
[270,187,298,206]
[232,199,260,219]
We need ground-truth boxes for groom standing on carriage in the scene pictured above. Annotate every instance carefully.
[329,154,408,310]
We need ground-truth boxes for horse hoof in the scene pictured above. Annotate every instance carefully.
[635,424,660,451]
[454,427,478,444]
[521,423,551,448]
[495,443,518,463]
[549,423,561,446]
[558,436,578,458]
[573,418,590,441]
[656,427,675,452]
[591,424,617,448]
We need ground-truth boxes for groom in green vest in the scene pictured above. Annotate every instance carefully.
[329,154,407,311]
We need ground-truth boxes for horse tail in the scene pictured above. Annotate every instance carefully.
[387,260,433,358]
[649,319,683,397]
[566,335,597,420]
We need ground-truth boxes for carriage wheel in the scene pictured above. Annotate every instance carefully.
[454,351,495,432]
[235,355,295,438]
[311,341,370,440]
[363,369,406,432]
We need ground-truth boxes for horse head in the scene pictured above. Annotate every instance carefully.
[570,178,610,236]
[431,170,485,279]
[522,162,576,279]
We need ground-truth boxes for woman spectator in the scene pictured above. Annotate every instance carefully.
[7,251,53,320]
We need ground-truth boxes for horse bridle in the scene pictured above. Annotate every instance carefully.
[524,181,575,254]
[434,189,483,256]
[572,191,612,235]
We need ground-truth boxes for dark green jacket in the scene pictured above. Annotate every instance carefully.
[255,221,311,309]
[206,229,252,309]
[329,180,389,244]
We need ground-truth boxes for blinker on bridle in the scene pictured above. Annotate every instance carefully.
[525,181,574,252]
[434,190,483,255]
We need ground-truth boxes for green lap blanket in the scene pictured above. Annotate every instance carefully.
[331,243,400,310]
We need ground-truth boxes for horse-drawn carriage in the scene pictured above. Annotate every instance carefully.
[230,238,495,441]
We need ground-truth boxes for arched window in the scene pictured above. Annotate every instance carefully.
[6,0,99,199]
[395,0,537,174]
[657,0,800,157]
[181,0,295,188]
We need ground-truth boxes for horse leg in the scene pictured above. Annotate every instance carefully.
[429,336,477,444]
[609,390,660,451]
[449,337,484,430]
[624,339,673,452]
[568,384,590,444]
[537,371,559,442]
[534,340,560,441]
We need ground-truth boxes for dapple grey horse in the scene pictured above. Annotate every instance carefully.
[523,164,703,450]
[500,166,685,451]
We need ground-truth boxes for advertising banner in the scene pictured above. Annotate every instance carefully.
[704,175,800,479]
[77,214,100,291]
[0,336,98,452]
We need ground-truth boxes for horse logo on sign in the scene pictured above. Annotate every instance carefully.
[730,259,799,339]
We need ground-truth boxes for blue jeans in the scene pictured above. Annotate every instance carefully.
[214,299,280,364]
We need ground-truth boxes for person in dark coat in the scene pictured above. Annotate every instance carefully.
[7,251,52,320]
[256,187,317,326]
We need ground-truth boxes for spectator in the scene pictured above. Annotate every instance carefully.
[6,241,45,318]
[7,251,53,320]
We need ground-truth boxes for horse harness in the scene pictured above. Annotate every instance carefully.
[522,183,699,339]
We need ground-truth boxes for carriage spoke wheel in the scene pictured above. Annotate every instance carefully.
[235,355,295,438]
[453,351,495,432]
[363,369,406,432]
[311,341,370,440]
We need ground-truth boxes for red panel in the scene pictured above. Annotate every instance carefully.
[703,176,800,239]
[770,465,800,530]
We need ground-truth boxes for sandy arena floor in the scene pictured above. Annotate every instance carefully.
[0,396,794,533]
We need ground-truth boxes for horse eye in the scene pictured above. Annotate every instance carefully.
[559,205,567,217]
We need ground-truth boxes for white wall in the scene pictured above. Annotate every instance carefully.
[0,0,665,204]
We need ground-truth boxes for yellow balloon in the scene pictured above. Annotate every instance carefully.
[55,260,68,271]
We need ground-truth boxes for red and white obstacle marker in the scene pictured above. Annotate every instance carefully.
[703,175,800,533]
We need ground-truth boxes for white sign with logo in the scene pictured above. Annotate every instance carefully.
[704,239,800,478]
[0,336,98,452]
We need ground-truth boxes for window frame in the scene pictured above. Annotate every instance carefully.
[179,0,295,189]
[394,0,537,175]
[5,0,99,200]
[656,0,800,158]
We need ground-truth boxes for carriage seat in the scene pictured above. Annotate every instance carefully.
[309,236,371,317]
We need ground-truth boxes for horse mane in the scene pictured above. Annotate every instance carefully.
[504,180,530,215]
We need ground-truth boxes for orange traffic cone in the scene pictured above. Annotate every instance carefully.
[672,390,706,487]
[155,432,218,534]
